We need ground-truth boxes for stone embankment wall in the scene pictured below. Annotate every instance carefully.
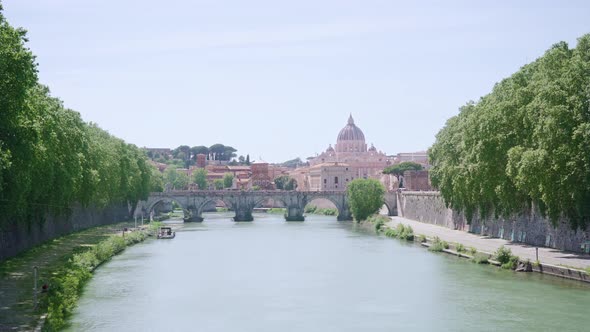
[0,203,130,261]
[398,191,590,253]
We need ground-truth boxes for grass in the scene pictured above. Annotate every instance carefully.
[304,206,338,216]
[455,243,465,253]
[0,220,146,331]
[494,246,520,270]
[472,253,490,264]
[41,226,155,331]
[384,223,414,241]
[367,215,389,232]
[428,236,449,252]
[267,208,286,214]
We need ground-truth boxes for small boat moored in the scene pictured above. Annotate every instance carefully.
[157,227,176,239]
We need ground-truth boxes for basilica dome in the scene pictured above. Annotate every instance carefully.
[337,115,365,142]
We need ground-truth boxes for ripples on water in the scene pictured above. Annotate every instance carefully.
[67,213,590,332]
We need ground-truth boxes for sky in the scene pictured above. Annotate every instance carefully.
[3,0,590,163]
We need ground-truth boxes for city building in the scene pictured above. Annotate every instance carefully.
[292,115,392,191]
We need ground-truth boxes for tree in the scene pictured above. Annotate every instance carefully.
[274,175,297,190]
[383,162,423,176]
[429,34,590,228]
[150,167,164,192]
[223,146,237,161]
[209,144,225,161]
[173,145,190,159]
[223,173,234,188]
[0,6,154,225]
[214,179,224,190]
[190,146,209,160]
[164,167,178,187]
[281,157,303,168]
[193,168,208,190]
[346,178,385,221]
[173,172,189,190]
[245,154,251,165]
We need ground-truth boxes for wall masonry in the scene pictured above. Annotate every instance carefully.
[0,203,130,261]
[398,191,590,253]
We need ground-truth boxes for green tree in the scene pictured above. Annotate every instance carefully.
[274,175,297,190]
[214,179,224,190]
[383,162,423,176]
[0,6,153,226]
[150,167,164,192]
[173,172,189,190]
[346,178,385,221]
[164,167,178,187]
[190,146,209,160]
[280,157,303,168]
[193,168,208,190]
[223,173,234,188]
[429,34,590,227]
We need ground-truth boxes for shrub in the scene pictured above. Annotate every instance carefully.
[455,243,465,253]
[472,253,490,264]
[502,255,520,270]
[417,234,427,243]
[382,223,413,241]
[304,205,317,214]
[469,247,477,255]
[367,214,389,232]
[267,208,286,214]
[429,236,449,252]
[494,246,512,264]
[43,229,150,331]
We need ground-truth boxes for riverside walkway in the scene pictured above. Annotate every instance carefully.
[388,216,590,270]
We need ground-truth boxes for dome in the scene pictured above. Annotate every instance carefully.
[337,115,365,142]
[369,144,377,152]
[326,144,335,152]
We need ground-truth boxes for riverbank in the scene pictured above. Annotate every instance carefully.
[0,222,157,331]
[386,216,590,283]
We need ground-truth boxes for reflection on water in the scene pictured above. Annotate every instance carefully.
[67,213,590,332]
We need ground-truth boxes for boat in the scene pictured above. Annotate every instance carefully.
[157,227,175,239]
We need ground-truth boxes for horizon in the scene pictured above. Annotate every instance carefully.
[4,0,590,162]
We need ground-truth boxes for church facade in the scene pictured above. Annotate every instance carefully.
[292,115,391,191]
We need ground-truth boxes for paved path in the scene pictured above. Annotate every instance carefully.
[0,221,134,331]
[388,216,590,270]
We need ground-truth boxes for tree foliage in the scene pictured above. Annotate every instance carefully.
[429,34,590,228]
[274,175,297,190]
[213,179,224,190]
[193,168,208,190]
[346,178,385,221]
[0,8,154,225]
[223,173,234,188]
[383,162,423,176]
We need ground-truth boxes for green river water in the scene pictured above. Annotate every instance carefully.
[66,213,590,331]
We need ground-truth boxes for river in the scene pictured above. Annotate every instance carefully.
[66,213,590,331]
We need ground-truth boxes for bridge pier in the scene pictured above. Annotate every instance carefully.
[183,208,204,222]
[337,208,353,221]
[285,206,305,221]
[185,215,204,222]
[233,209,253,222]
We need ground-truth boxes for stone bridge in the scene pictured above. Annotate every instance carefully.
[136,190,397,222]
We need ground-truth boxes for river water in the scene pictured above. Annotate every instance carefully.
[66,213,590,332]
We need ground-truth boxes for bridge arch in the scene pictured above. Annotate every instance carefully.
[303,197,340,218]
[144,196,189,221]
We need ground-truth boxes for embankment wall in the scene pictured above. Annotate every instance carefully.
[398,191,590,253]
[0,203,130,261]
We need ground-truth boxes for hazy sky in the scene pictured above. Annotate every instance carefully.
[4,1,590,162]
